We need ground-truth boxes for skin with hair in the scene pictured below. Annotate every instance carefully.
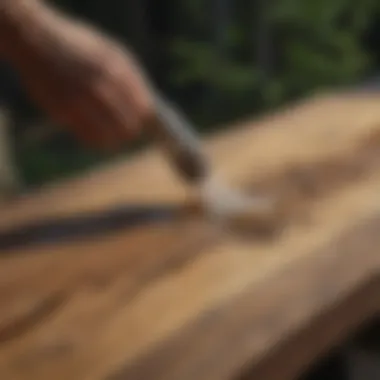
[0,0,155,150]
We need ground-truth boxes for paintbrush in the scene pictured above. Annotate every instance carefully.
[146,91,281,234]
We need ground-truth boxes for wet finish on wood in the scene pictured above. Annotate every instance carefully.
[0,92,380,380]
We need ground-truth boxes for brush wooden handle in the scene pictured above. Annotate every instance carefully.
[147,92,211,184]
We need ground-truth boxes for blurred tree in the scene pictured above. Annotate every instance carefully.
[168,1,260,126]
[268,0,380,100]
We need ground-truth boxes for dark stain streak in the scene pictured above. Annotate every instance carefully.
[0,204,182,253]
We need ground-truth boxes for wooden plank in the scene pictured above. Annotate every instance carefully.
[0,91,380,380]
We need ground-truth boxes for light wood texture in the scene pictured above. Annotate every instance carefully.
[1,92,380,380]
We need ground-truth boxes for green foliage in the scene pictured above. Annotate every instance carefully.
[16,141,103,186]
[270,0,378,99]
[169,39,259,91]
[166,0,380,124]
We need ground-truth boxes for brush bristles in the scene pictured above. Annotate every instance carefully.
[183,176,283,237]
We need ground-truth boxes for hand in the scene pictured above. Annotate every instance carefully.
[1,0,155,150]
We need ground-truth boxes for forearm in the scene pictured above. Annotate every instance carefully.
[0,0,103,67]
[0,0,135,80]
[0,0,154,149]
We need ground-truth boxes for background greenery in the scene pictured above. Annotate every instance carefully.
[2,0,380,189]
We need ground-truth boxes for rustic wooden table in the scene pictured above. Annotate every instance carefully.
[0,92,379,380]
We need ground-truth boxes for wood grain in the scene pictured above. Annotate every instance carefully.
[0,91,380,380]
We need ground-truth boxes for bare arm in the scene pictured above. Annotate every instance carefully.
[0,0,42,59]
[0,0,155,149]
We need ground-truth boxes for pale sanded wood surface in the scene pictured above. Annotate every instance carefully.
[0,92,380,380]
